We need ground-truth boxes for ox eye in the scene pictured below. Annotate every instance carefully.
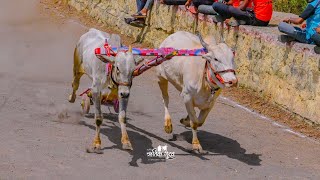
[214,58,219,62]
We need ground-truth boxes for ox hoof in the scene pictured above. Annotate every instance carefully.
[122,143,133,151]
[86,146,103,154]
[68,94,76,103]
[180,116,190,127]
[164,124,173,134]
[191,144,206,154]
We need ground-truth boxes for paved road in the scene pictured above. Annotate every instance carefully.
[0,0,319,179]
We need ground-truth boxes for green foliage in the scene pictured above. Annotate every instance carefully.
[274,0,308,15]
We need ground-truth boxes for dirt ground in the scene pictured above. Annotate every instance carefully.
[0,0,319,179]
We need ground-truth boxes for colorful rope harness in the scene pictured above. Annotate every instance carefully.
[95,45,208,57]
[95,42,208,77]
[95,41,236,89]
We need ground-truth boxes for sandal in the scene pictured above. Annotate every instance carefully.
[131,12,147,19]
[187,6,198,14]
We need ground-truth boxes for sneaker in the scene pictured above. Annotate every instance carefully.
[314,46,320,54]
[278,35,295,43]
[211,14,223,23]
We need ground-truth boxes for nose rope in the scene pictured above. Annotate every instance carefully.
[205,61,237,86]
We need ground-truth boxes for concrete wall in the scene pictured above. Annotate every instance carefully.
[67,0,320,124]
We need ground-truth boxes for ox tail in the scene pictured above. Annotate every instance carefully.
[69,45,85,103]
[73,45,84,75]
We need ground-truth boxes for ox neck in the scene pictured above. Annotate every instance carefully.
[110,65,118,87]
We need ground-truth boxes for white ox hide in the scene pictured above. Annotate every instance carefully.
[68,28,143,153]
[156,31,238,153]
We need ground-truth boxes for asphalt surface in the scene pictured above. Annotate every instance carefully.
[0,0,319,179]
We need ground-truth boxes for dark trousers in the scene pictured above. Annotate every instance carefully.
[163,0,213,7]
[212,2,269,26]
[278,22,309,43]
[312,33,320,46]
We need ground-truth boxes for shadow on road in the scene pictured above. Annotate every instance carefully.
[82,113,164,167]
[82,113,262,166]
[173,131,262,166]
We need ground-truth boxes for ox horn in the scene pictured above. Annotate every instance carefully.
[196,31,209,50]
[128,45,132,53]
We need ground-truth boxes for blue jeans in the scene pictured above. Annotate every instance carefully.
[278,22,309,43]
[136,0,154,12]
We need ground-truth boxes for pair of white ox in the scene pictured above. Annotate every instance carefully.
[68,28,238,154]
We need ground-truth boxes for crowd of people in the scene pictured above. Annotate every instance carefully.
[126,0,320,52]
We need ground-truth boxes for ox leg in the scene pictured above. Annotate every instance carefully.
[198,90,220,127]
[86,80,103,154]
[180,115,190,127]
[158,78,172,134]
[181,90,220,127]
[69,47,85,103]
[183,95,203,153]
[197,108,212,127]
[69,71,84,103]
[180,108,211,127]
[119,98,133,150]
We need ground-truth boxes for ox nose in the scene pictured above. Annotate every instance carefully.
[120,92,130,98]
[230,79,238,87]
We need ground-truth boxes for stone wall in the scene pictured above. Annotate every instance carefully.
[67,0,320,124]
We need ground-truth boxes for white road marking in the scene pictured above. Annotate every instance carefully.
[220,96,319,144]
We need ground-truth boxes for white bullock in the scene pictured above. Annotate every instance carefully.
[156,31,238,153]
[68,28,143,153]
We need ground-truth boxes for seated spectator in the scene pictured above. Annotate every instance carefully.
[131,0,154,19]
[162,0,215,8]
[212,0,272,26]
[162,0,217,14]
[278,0,320,44]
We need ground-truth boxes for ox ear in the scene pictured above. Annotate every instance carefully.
[202,52,214,61]
[134,56,144,65]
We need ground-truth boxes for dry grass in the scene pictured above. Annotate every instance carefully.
[274,0,307,15]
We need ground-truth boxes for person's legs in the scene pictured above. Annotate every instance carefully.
[143,0,154,11]
[136,0,145,12]
[311,33,320,54]
[227,6,252,24]
[212,2,232,20]
[311,33,320,46]
[133,0,153,18]
[252,18,269,26]
[198,5,217,15]
[193,0,214,7]
[162,0,187,5]
[278,22,308,43]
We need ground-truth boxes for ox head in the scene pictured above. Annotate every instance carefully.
[197,32,238,88]
[101,45,143,99]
